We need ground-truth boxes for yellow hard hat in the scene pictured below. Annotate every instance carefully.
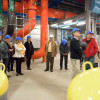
[67,62,100,100]
[0,63,8,96]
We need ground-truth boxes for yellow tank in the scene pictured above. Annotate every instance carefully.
[67,62,100,100]
[0,63,8,96]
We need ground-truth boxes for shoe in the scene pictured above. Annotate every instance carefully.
[27,68,32,70]
[19,73,24,75]
[16,73,19,76]
[65,68,68,70]
[50,70,53,72]
[7,75,11,79]
[60,67,62,70]
[11,70,14,71]
[8,70,10,72]
[44,69,49,71]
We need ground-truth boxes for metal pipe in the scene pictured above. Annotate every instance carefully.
[16,0,37,38]
[85,0,91,31]
[31,0,48,62]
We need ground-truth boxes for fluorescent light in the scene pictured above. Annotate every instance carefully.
[63,20,72,24]
[77,21,85,26]
[51,24,58,27]
[62,26,70,29]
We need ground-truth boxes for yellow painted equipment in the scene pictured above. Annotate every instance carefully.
[0,63,8,96]
[67,61,100,100]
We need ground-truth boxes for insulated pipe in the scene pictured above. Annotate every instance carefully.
[17,0,37,38]
[2,0,77,19]
[31,0,48,62]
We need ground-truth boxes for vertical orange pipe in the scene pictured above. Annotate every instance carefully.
[41,0,48,62]
[31,0,48,61]
[17,0,37,38]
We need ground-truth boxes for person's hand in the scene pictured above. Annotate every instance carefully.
[63,54,65,56]
[9,49,13,52]
[66,53,67,55]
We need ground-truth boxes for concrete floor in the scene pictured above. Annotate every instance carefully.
[8,54,73,100]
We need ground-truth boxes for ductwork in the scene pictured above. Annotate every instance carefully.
[17,0,37,38]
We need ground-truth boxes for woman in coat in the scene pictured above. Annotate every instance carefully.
[13,37,26,76]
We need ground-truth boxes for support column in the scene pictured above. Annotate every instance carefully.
[85,0,91,31]
[92,14,97,37]
[41,0,48,62]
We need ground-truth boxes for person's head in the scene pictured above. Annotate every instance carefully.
[62,39,67,45]
[49,35,54,41]
[4,35,11,43]
[9,41,13,46]
[86,31,93,40]
[0,32,2,40]
[71,28,81,38]
[16,37,22,44]
[27,35,31,42]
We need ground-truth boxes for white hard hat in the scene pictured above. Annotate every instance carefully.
[49,35,54,38]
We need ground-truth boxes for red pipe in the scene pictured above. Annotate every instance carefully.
[2,0,77,19]
[17,0,37,38]
[31,0,48,62]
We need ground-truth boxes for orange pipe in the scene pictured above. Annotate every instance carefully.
[2,0,77,19]
[31,0,48,61]
[17,0,37,38]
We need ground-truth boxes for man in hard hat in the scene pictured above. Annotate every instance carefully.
[0,35,13,73]
[70,28,82,78]
[24,35,34,70]
[82,31,98,70]
[45,35,57,72]
[59,39,69,70]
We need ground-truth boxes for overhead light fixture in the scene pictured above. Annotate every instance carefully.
[51,24,58,27]
[63,20,72,24]
[77,21,86,26]
[62,26,70,29]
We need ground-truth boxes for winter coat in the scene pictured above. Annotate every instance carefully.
[24,41,34,58]
[45,40,57,57]
[59,43,69,55]
[70,38,82,59]
[13,43,26,58]
[0,41,10,58]
[82,38,98,58]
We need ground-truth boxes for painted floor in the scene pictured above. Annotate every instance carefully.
[8,54,73,100]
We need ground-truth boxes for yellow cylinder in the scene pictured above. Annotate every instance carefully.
[67,61,100,100]
[0,63,8,96]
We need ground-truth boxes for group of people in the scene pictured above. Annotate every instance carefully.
[0,33,34,77]
[0,28,99,78]
[44,28,99,78]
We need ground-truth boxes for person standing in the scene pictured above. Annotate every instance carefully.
[8,41,15,71]
[14,37,26,76]
[0,35,12,73]
[70,28,82,78]
[24,35,34,70]
[59,39,69,70]
[45,35,57,72]
[82,31,98,70]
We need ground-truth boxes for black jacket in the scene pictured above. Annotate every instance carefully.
[59,43,69,55]
[70,38,82,59]
[24,41,34,57]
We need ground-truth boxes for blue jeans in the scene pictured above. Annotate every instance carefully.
[84,56,95,70]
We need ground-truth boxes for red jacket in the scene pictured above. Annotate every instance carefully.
[82,38,98,58]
